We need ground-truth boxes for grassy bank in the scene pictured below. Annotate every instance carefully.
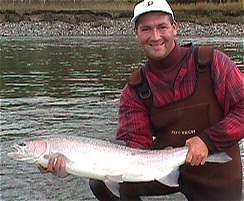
[0,0,243,24]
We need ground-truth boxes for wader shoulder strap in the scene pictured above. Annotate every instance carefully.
[194,46,214,72]
[128,46,214,108]
[128,65,153,109]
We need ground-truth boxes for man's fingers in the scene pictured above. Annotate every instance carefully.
[186,151,192,164]
[53,156,63,173]
[52,156,68,178]
[59,157,68,177]
[191,155,201,166]
[46,157,56,172]
[200,156,207,165]
[185,139,190,146]
[187,152,208,166]
[37,154,69,178]
[185,136,209,166]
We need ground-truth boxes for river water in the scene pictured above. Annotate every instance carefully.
[0,36,243,201]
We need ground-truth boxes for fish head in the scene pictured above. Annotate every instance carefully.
[8,140,48,163]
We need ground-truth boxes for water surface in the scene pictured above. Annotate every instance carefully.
[0,35,243,201]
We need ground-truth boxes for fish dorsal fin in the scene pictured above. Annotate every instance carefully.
[157,168,179,187]
[104,176,121,198]
[164,146,174,150]
[112,140,126,146]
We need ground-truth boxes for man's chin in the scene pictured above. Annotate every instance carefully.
[146,50,166,60]
[148,54,166,60]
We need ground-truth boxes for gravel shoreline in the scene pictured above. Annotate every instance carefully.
[0,18,243,37]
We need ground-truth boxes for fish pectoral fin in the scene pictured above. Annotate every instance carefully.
[157,168,179,187]
[104,177,121,198]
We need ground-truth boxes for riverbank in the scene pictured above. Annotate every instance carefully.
[1,1,243,24]
[0,18,243,37]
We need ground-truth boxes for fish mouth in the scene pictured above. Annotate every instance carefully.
[8,144,37,162]
[8,144,26,160]
[8,144,41,163]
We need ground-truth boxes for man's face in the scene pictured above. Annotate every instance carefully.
[135,12,177,60]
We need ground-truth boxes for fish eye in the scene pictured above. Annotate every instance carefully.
[18,142,26,146]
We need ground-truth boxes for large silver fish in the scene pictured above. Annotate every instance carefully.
[8,136,231,197]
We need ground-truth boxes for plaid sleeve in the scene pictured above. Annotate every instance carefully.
[202,49,244,151]
[116,84,154,149]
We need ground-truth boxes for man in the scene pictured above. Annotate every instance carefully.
[40,0,244,200]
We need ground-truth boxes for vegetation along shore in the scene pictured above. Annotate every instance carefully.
[1,0,243,24]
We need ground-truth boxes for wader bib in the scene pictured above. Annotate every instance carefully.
[128,46,242,200]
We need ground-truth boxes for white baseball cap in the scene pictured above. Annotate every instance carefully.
[131,0,174,24]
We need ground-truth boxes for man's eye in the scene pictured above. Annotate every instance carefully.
[141,27,150,32]
[159,26,167,30]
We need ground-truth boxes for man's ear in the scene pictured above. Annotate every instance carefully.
[134,27,137,34]
[172,21,178,37]
[134,27,138,39]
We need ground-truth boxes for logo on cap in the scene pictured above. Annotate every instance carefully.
[147,1,153,7]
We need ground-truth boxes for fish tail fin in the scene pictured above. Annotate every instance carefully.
[207,152,232,163]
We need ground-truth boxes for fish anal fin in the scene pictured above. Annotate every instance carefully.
[105,174,123,183]
[157,168,179,187]
[104,177,121,198]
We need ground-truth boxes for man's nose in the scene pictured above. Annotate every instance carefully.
[151,28,161,40]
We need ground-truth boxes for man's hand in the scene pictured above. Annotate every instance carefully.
[37,154,69,178]
[185,136,208,166]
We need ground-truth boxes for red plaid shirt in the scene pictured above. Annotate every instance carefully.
[116,44,244,151]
